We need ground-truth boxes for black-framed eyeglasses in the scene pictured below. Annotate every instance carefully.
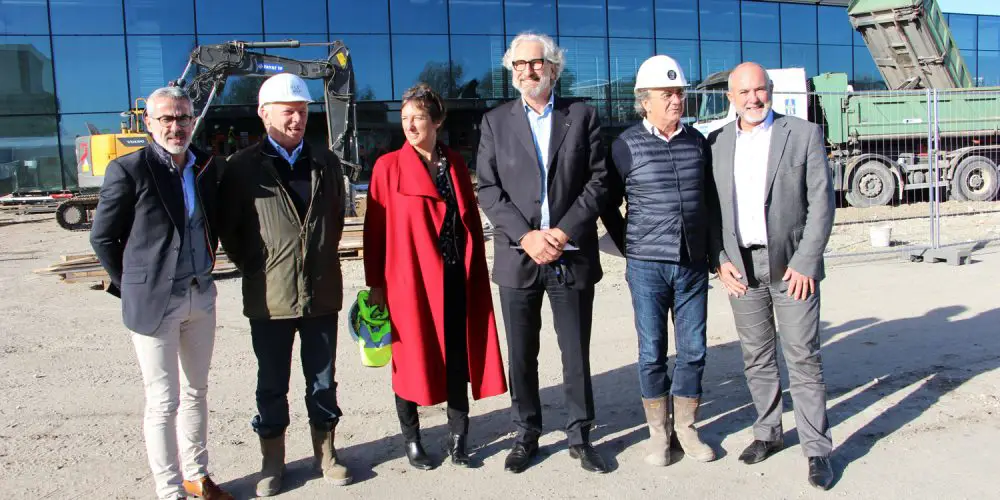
[511,59,547,71]
[149,114,194,127]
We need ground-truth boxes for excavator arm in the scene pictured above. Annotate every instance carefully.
[170,40,357,167]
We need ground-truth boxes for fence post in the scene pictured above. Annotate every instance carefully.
[931,89,941,249]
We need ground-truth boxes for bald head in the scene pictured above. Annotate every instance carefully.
[726,62,773,130]
[728,62,772,91]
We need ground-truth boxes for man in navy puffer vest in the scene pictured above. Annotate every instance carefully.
[602,55,723,468]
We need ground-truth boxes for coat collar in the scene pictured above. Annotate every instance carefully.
[507,96,572,174]
[396,142,443,199]
[143,143,215,233]
[765,113,790,197]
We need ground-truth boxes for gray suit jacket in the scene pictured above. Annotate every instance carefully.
[707,113,834,281]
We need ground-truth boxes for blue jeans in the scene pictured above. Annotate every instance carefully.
[625,258,709,399]
[249,314,342,439]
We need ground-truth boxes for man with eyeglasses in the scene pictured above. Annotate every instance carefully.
[601,55,721,468]
[90,86,233,500]
[217,73,350,497]
[477,32,611,474]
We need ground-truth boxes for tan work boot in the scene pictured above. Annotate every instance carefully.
[311,424,353,486]
[672,395,716,462]
[641,396,672,466]
[256,434,286,497]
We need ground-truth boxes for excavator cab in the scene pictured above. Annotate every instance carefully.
[75,98,150,190]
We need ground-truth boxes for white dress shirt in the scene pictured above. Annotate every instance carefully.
[643,118,684,143]
[733,110,774,247]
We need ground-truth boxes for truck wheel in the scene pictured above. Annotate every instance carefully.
[847,161,896,207]
[951,156,999,202]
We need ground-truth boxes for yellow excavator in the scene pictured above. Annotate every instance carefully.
[54,100,149,229]
[55,40,359,230]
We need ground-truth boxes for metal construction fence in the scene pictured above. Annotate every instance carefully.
[672,88,1000,261]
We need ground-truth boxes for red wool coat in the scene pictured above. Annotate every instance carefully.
[363,142,508,406]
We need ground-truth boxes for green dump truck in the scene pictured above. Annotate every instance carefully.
[696,0,1000,206]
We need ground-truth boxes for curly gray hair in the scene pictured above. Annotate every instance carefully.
[634,89,650,117]
[502,32,566,81]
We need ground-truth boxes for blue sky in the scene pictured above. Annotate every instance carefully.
[939,0,1000,16]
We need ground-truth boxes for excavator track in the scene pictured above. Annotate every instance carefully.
[55,194,99,231]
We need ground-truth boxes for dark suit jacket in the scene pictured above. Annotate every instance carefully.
[90,145,222,335]
[476,97,609,289]
[707,113,834,281]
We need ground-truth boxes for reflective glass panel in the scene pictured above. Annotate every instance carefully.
[450,0,502,35]
[655,0,697,40]
[391,34,449,99]
[0,0,50,35]
[0,36,55,115]
[450,35,506,99]
[390,0,447,34]
[741,2,779,43]
[330,0,389,34]
[53,36,129,113]
[0,115,61,193]
[125,0,195,35]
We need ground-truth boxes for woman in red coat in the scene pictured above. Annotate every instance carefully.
[363,83,507,470]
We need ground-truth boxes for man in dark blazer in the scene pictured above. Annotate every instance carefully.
[90,87,233,500]
[477,33,610,474]
[707,62,835,490]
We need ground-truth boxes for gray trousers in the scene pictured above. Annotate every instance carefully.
[729,246,832,457]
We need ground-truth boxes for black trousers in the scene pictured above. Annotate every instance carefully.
[396,260,470,441]
[249,314,341,439]
[499,265,596,446]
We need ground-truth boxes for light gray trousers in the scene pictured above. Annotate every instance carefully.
[131,282,217,500]
[728,247,832,457]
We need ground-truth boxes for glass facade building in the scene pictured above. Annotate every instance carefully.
[1,0,998,193]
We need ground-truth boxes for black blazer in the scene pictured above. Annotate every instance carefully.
[90,145,223,335]
[476,97,609,289]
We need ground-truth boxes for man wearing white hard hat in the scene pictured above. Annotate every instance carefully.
[217,73,351,496]
[602,55,722,467]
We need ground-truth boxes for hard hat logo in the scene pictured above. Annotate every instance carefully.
[668,70,677,81]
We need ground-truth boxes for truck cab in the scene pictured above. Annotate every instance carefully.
[693,67,812,136]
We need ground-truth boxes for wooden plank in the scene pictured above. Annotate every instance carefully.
[338,248,363,260]
[61,253,97,263]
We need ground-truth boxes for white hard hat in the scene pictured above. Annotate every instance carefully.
[634,55,688,90]
[258,73,312,108]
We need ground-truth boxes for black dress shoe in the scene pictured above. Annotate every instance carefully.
[503,441,538,473]
[808,456,834,490]
[568,444,609,473]
[448,433,471,467]
[404,441,434,470]
[738,439,783,465]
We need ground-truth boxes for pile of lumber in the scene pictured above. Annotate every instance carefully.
[35,217,368,284]
[340,216,364,259]
[34,253,239,284]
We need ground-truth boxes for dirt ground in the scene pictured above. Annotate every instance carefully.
[828,200,1000,254]
[1,213,998,499]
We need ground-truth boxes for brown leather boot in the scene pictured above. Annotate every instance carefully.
[641,396,671,466]
[255,434,285,497]
[182,476,234,500]
[672,395,716,462]
[311,424,353,485]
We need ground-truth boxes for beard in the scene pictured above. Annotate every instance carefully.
[739,101,772,125]
[513,72,554,99]
[157,131,191,155]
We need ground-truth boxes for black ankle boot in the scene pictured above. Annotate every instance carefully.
[448,433,471,467]
[405,440,434,470]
